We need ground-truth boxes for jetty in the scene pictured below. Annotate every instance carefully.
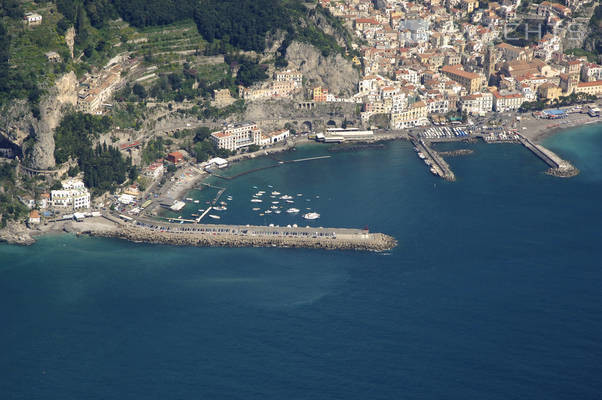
[517,135,579,177]
[411,137,456,181]
[208,155,332,180]
[91,214,396,252]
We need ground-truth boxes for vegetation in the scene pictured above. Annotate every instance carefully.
[54,112,134,192]
[519,92,597,112]
[0,160,28,227]
[141,137,166,164]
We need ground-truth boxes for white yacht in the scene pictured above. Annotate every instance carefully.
[303,212,320,220]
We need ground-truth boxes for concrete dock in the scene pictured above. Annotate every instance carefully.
[518,135,579,177]
[411,137,456,181]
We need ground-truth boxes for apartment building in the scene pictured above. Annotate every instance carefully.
[210,122,262,151]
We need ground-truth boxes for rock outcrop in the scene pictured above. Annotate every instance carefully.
[285,41,359,97]
[0,71,77,170]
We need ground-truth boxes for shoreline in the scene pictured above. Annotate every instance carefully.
[2,117,598,247]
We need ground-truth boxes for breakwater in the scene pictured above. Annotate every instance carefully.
[437,149,474,157]
[411,137,456,181]
[90,222,397,252]
[517,135,579,177]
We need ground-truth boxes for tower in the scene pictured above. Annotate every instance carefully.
[484,45,496,84]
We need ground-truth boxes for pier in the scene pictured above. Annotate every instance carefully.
[208,155,332,180]
[410,137,456,181]
[517,135,579,177]
[95,214,396,252]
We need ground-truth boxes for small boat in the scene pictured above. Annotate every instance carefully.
[297,194,303,196]
[280,195,293,200]
[253,186,258,189]
[193,200,200,204]
[198,209,204,212]
[287,208,300,214]
[191,213,199,217]
[265,210,272,214]
[220,201,227,206]
[185,197,193,201]
[270,205,278,209]
[274,210,281,214]
[214,206,227,211]
[286,200,294,203]
[259,213,264,216]
[303,212,320,220]
[252,207,260,211]
[209,214,220,219]
[271,191,280,195]
[272,201,279,204]
[268,185,273,188]
[251,199,263,203]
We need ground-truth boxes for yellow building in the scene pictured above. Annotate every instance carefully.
[537,83,562,101]
[391,101,428,129]
[441,65,484,94]
[574,81,602,96]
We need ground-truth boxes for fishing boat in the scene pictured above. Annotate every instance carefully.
[209,214,220,219]
[286,208,300,214]
[303,212,320,220]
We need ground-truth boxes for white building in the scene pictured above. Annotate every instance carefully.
[24,12,42,25]
[210,122,262,151]
[51,179,91,210]
[259,129,290,146]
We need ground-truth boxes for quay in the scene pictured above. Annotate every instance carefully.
[410,136,456,181]
[517,135,579,177]
[90,214,396,252]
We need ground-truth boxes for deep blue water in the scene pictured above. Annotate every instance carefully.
[1,126,602,399]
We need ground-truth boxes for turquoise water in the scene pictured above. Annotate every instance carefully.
[1,126,602,399]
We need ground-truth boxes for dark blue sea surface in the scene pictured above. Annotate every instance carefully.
[1,126,602,399]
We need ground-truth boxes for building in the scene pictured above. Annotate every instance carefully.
[491,90,525,112]
[441,65,484,94]
[391,101,429,128]
[275,70,303,87]
[51,179,91,210]
[313,87,329,102]
[28,210,41,225]
[210,122,262,151]
[24,12,42,25]
[460,92,493,115]
[574,81,602,97]
[260,129,290,145]
[538,83,562,101]
[45,51,61,63]
[167,151,184,164]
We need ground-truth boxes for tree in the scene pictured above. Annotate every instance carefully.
[133,83,147,99]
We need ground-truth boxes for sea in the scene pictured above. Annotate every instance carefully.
[1,125,601,399]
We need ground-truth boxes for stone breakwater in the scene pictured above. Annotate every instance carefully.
[88,225,397,252]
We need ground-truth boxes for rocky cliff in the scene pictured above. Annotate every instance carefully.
[285,41,359,97]
[0,71,77,170]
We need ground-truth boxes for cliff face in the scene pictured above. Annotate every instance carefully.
[285,41,359,97]
[0,71,77,170]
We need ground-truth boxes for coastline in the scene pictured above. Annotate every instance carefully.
[2,117,599,247]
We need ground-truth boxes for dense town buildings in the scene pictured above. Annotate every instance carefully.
[311,0,601,127]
